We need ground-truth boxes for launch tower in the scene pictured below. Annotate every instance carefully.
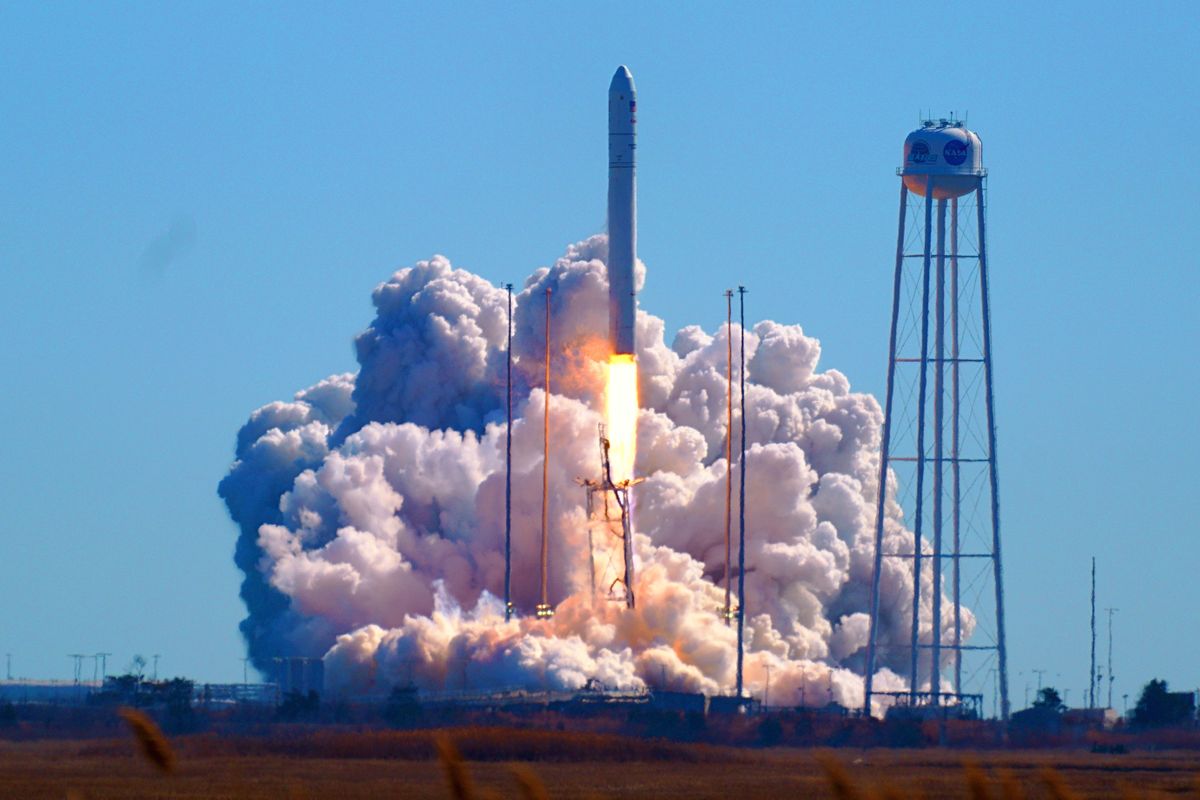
[577,424,641,608]
[863,119,1010,721]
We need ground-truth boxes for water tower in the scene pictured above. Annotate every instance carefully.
[863,119,1010,721]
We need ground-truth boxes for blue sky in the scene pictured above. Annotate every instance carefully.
[1,2,1196,707]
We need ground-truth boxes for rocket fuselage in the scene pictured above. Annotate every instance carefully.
[608,66,637,356]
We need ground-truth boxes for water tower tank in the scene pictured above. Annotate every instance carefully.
[901,120,984,199]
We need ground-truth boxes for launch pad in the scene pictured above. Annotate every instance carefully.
[577,424,642,609]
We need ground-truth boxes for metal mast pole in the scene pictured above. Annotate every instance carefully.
[976,180,1010,721]
[951,197,962,696]
[538,286,553,618]
[736,285,748,699]
[908,177,935,703]
[931,196,947,704]
[864,182,909,714]
[1106,607,1117,708]
[1090,557,1096,708]
[504,284,514,621]
[723,289,733,626]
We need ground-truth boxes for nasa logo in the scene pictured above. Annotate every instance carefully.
[943,140,968,166]
[909,140,930,163]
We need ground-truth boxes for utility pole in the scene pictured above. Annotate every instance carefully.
[95,653,111,682]
[68,654,86,698]
[67,654,85,684]
[1105,607,1118,708]
[152,654,160,682]
[242,657,250,686]
[5,653,10,680]
[1032,668,1047,694]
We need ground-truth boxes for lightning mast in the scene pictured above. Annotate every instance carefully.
[504,283,514,621]
[723,289,734,625]
[736,285,748,698]
[537,286,554,619]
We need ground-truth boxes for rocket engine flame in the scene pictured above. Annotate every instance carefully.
[604,354,638,484]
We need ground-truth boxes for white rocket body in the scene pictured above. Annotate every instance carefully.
[608,66,637,356]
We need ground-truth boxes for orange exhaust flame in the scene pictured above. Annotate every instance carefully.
[605,354,638,484]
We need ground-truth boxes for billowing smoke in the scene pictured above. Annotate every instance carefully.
[219,236,971,710]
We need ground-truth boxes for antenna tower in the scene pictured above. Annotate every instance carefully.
[1090,558,1097,708]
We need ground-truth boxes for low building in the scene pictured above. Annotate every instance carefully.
[708,695,758,715]
[649,690,707,714]
[1062,707,1121,730]
[275,657,324,697]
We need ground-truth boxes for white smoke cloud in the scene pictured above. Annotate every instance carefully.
[219,235,972,711]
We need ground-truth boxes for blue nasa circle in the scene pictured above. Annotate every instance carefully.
[909,140,930,163]
[943,140,968,166]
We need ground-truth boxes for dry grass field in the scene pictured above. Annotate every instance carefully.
[1,727,1198,799]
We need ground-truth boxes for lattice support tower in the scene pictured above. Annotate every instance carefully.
[576,424,640,609]
[863,118,1010,722]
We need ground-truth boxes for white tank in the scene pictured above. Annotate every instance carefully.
[901,120,984,199]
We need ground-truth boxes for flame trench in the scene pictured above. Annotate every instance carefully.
[605,354,638,484]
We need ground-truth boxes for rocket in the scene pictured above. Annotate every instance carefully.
[608,65,637,356]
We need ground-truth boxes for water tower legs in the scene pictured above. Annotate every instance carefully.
[864,174,1009,723]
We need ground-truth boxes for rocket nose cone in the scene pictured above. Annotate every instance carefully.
[609,65,635,94]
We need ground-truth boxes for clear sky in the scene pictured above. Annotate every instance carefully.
[1,2,1196,708]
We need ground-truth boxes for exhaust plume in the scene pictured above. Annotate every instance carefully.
[219,235,970,709]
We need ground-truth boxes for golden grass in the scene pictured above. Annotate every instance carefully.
[168,725,748,763]
[996,769,1024,800]
[509,765,550,800]
[816,751,867,799]
[1039,766,1081,800]
[962,759,991,800]
[116,706,175,774]
[6,720,1200,798]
